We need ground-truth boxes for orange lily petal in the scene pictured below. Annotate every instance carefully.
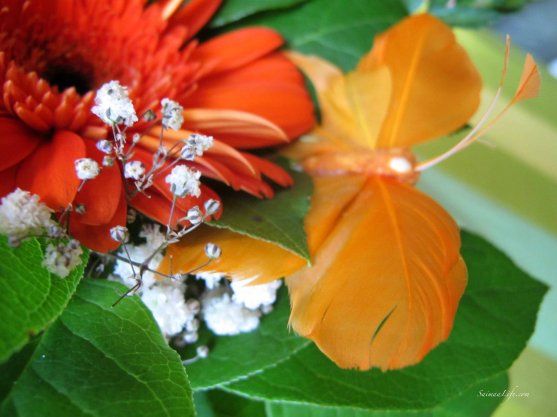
[160,226,305,283]
[70,190,127,253]
[287,177,467,370]
[72,140,123,225]
[360,14,482,149]
[192,28,284,75]
[16,130,85,210]
[0,117,41,170]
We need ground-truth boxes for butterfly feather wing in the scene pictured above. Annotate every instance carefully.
[287,177,467,370]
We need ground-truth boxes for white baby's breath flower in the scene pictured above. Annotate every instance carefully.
[124,160,145,180]
[196,345,209,358]
[196,272,224,290]
[180,133,213,160]
[204,243,221,259]
[139,223,166,252]
[202,289,261,336]
[96,139,113,154]
[204,199,220,216]
[0,188,53,241]
[141,282,197,337]
[165,165,201,197]
[75,158,100,180]
[102,156,115,167]
[231,279,282,310]
[91,80,138,127]
[112,244,159,290]
[110,225,129,243]
[161,98,184,131]
[42,239,83,278]
[186,206,203,225]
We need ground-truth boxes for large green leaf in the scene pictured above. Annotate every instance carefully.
[0,280,193,417]
[208,0,309,28]
[230,0,408,70]
[0,236,87,363]
[194,390,266,417]
[209,164,312,262]
[186,288,309,390]
[220,233,547,410]
[266,372,508,417]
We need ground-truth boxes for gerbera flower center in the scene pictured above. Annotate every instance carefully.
[42,63,94,96]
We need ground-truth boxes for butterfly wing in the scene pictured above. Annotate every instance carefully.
[285,52,392,155]
[358,14,482,149]
[287,176,467,370]
[160,226,305,283]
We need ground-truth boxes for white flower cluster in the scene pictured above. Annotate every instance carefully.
[0,188,53,242]
[231,279,282,311]
[42,239,83,278]
[111,224,198,338]
[124,160,145,180]
[161,98,184,131]
[91,80,138,127]
[202,279,282,336]
[110,224,282,344]
[165,165,201,198]
[75,158,101,180]
[202,289,261,335]
[141,282,198,337]
[181,134,214,161]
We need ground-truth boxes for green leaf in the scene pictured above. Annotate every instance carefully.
[0,280,194,417]
[186,288,309,390]
[228,0,408,71]
[265,373,509,417]
[208,0,309,28]
[429,7,500,28]
[220,233,547,410]
[194,390,266,417]
[0,236,87,363]
[209,163,312,262]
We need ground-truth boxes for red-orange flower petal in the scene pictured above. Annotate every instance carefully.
[72,140,123,225]
[0,164,18,197]
[186,53,316,140]
[192,28,284,75]
[70,191,127,253]
[0,117,41,170]
[16,131,85,210]
[166,0,222,40]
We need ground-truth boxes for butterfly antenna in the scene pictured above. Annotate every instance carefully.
[416,36,539,172]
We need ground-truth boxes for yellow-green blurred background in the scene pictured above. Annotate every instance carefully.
[416,1,556,415]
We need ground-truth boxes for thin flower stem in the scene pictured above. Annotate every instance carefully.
[159,124,165,149]
[121,243,137,276]
[104,252,173,279]
[166,195,178,237]
[112,280,141,307]
[186,258,213,275]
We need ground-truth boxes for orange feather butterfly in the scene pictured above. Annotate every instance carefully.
[161,13,540,371]
[283,14,539,370]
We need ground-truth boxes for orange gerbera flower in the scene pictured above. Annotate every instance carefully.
[0,0,314,252]
[161,14,539,371]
